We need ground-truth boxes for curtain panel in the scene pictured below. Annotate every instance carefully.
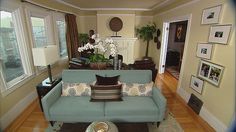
[65,14,79,60]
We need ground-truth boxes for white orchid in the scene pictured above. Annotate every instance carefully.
[78,34,118,62]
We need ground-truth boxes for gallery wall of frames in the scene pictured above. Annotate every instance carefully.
[190,4,232,94]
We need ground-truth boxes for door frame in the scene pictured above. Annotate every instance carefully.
[158,14,192,88]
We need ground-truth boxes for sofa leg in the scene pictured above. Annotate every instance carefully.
[156,122,160,127]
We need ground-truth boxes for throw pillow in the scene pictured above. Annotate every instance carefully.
[95,75,120,85]
[62,82,92,96]
[90,84,123,102]
[122,81,153,96]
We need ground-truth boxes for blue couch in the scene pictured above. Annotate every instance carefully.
[42,70,167,124]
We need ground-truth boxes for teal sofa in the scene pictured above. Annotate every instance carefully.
[42,70,167,124]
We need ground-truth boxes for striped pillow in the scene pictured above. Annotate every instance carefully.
[90,84,123,102]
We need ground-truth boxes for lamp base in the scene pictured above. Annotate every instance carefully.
[42,78,56,86]
[45,80,56,85]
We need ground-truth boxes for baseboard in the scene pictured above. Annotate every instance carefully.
[177,88,228,131]
[0,90,37,130]
[177,87,190,102]
[200,107,228,131]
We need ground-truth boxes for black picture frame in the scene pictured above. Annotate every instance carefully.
[174,21,188,42]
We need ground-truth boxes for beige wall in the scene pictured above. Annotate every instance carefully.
[76,13,152,60]
[77,16,97,34]
[152,0,235,127]
[30,0,80,14]
[97,11,135,38]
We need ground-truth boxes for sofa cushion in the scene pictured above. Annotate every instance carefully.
[90,84,122,101]
[49,97,104,118]
[122,82,153,96]
[105,97,158,117]
[61,82,91,96]
[96,75,120,85]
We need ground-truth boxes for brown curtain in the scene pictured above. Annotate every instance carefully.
[65,14,79,60]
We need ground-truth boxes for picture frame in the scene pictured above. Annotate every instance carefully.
[196,43,213,59]
[208,25,232,44]
[174,21,188,42]
[190,75,204,94]
[198,60,224,87]
[201,5,222,24]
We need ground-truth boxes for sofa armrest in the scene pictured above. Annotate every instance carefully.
[41,82,62,121]
[152,87,167,120]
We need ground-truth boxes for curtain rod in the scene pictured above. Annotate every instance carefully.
[21,0,75,15]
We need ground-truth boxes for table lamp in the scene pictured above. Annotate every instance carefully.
[32,45,59,84]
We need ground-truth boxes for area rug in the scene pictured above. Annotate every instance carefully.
[166,66,180,80]
[45,112,183,132]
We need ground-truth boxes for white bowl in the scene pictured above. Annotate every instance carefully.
[93,122,109,132]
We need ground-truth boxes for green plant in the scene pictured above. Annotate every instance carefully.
[136,23,157,57]
[88,53,108,63]
[78,33,89,45]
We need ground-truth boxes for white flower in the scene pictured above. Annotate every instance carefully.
[78,33,118,57]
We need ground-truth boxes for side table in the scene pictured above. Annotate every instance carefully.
[36,77,62,111]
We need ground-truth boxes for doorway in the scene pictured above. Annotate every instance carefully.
[158,15,191,88]
[165,20,187,80]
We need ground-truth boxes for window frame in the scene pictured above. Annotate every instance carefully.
[53,12,68,59]
[0,6,34,96]
[25,5,56,73]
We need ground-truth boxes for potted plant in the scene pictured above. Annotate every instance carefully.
[78,35,117,69]
[136,23,157,60]
[78,33,89,45]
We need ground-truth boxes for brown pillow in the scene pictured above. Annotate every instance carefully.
[90,84,123,102]
[95,75,120,85]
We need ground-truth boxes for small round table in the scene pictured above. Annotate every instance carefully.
[86,121,118,132]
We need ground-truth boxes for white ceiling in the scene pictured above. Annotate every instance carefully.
[56,0,177,11]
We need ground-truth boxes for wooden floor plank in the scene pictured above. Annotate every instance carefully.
[5,71,215,132]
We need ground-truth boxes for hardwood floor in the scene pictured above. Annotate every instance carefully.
[156,72,215,132]
[5,71,215,132]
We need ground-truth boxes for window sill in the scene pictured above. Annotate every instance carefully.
[1,74,35,97]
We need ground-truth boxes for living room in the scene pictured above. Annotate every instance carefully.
[0,0,235,131]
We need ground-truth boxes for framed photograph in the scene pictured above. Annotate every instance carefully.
[208,25,232,44]
[196,43,213,59]
[174,21,188,42]
[198,60,224,86]
[190,75,204,94]
[201,5,222,24]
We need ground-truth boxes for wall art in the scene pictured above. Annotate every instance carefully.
[208,25,231,44]
[190,75,204,94]
[198,60,224,86]
[201,5,222,24]
[196,43,213,59]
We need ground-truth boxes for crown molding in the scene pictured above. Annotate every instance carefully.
[151,0,171,10]
[154,0,200,16]
[96,14,135,16]
[22,0,75,14]
[56,0,152,11]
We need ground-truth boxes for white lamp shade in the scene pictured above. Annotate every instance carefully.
[32,45,60,66]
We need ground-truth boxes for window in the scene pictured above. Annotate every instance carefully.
[26,7,56,72]
[0,9,33,90]
[54,12,67,58]
[26,7,54,48]
[30,16,47,47]
[56,20,67,58]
